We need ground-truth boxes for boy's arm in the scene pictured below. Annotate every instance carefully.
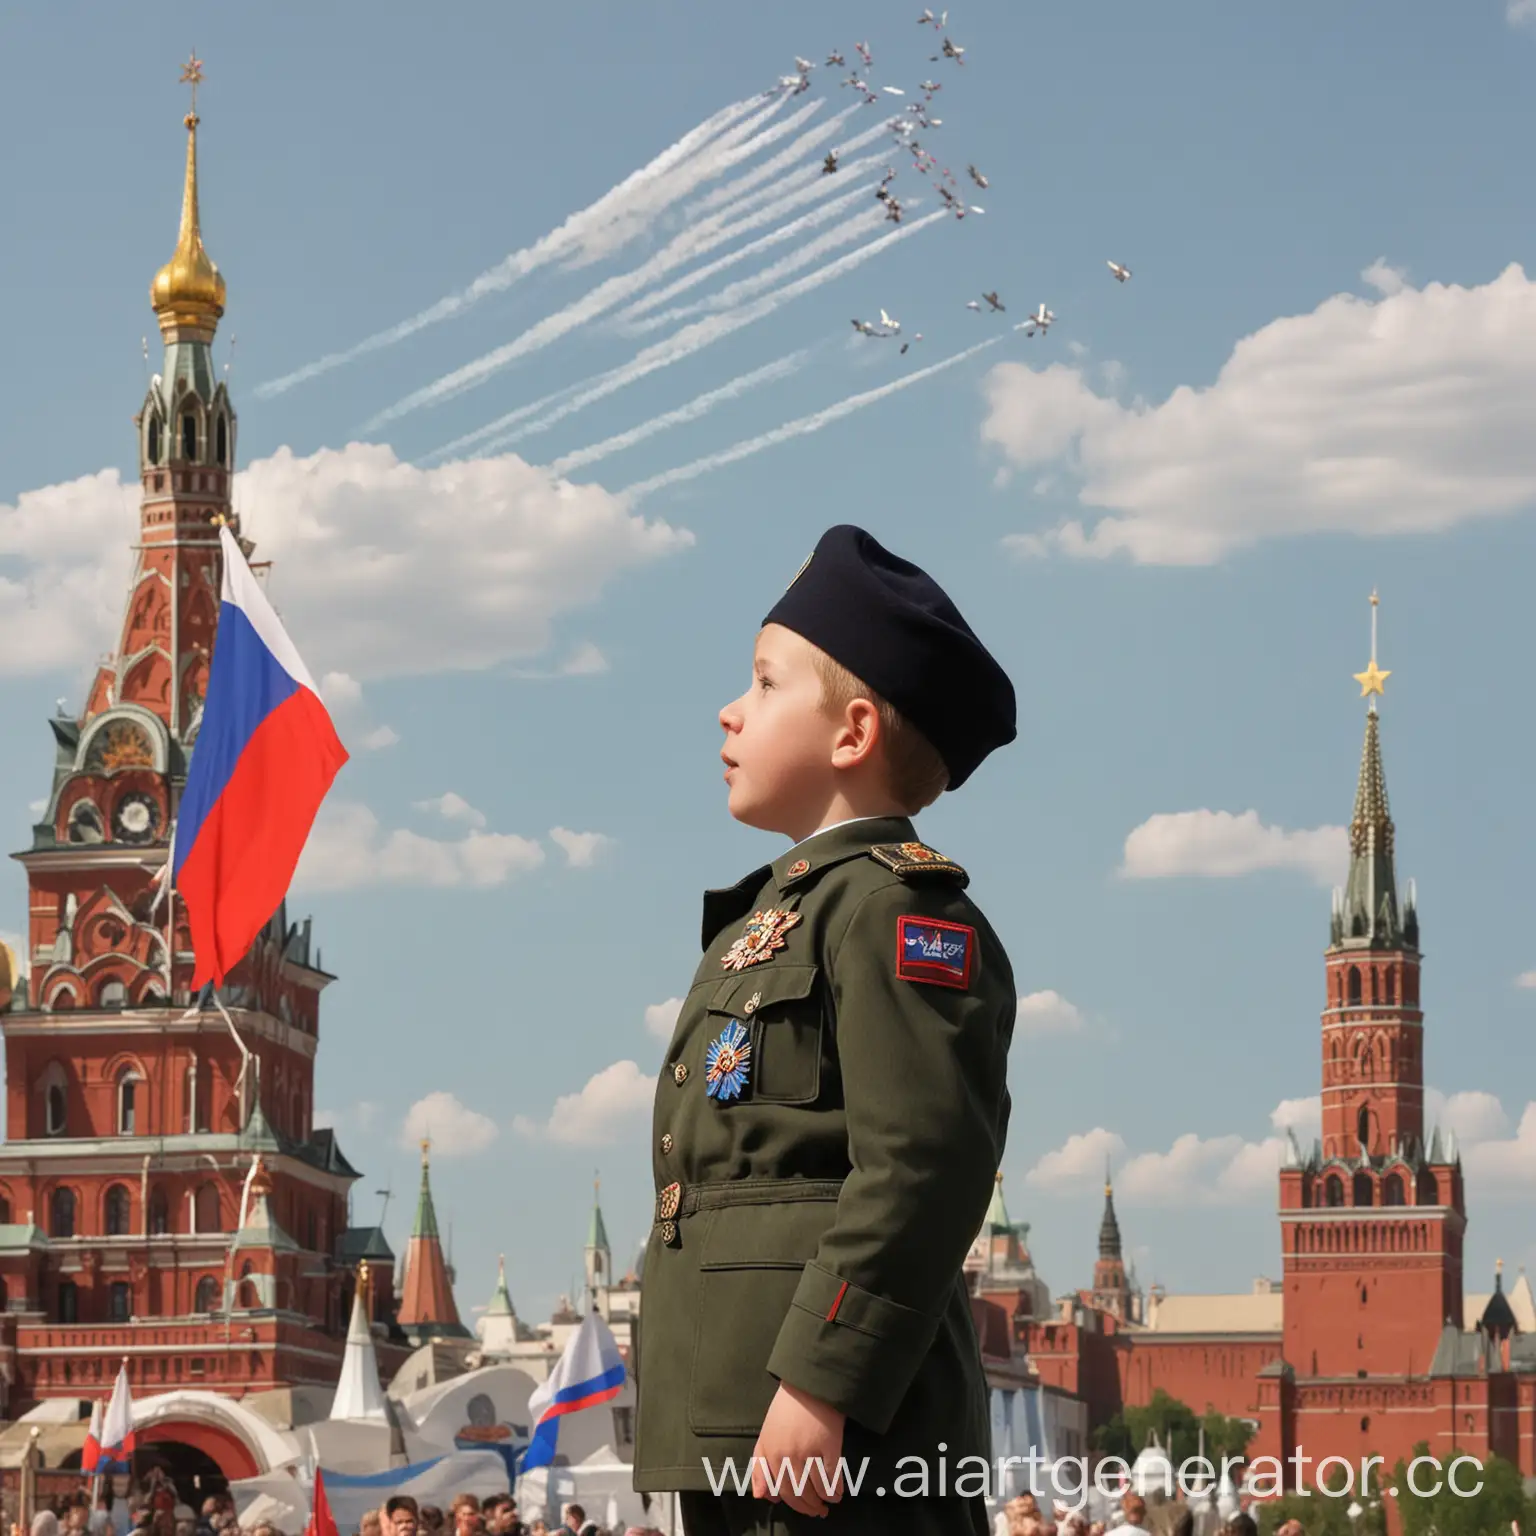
[765,879,1013,1432]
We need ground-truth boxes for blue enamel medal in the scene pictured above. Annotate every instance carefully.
[705,1019,752,1101]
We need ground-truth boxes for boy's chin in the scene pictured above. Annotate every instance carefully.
[726,786,797,837]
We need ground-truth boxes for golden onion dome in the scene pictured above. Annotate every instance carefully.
[151,109,226,340]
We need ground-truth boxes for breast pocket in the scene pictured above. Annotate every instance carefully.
[706,964,823,1106]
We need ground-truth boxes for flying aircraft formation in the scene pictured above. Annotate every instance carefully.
[772,11,1134,365]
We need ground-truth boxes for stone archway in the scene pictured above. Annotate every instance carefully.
[139,1418,261,1481]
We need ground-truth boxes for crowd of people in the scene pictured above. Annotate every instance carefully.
[996,1491,1273,1536]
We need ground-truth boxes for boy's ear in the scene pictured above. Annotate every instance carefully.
[831,697,882,768]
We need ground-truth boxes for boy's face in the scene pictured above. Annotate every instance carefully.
[719,624,843,837]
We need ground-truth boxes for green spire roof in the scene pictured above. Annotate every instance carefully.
[588,1177,610,1252]
[487,1255,515,1317]
[413,1141,441,1240]
[986,1171,1012,1233]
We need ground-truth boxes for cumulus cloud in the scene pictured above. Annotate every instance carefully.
[1462,1102,1536,1193]
[513,1060,656,1146]
[1361,258,1408,297]
[982,264,1536,564]
[1015,989,1085,1036]
[1515,970,1536,989]
[293,800,544,893]
[401,1091,499,1156]
[0,444,691,680]
[1120,809,1347,886]
[549,827,614,868]
[1427,1088,1510,1144]
[1024,1127,1126,1192]
[320,671,398,752]
[645,997,683,1040]
[314,1100,382,1134]
[1510,0,1536,27]
[415,792,489,829]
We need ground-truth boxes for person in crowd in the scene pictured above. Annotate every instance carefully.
[383,1498,419,1536]
[417,1510,443,1536]
[358,1512,382,1536]
[1120,1497,1153,1533]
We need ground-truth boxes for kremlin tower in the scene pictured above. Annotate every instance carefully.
[0,59,395,1410]
[396,1141,469,1343]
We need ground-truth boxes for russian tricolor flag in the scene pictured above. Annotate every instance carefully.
[174,527,348,987]
[83,1365,135,1474]
[520,1308,627,1474]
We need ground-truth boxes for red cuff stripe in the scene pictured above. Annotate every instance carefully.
[826,1280,849,1321]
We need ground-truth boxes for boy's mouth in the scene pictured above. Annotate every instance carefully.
[721,749,738,776]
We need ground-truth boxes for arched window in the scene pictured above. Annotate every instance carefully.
[195,1275,219,1313]
[215,416,228,466]
[1383,1172,1405,1206]
[1324,1174,1345,1208]
[50,1186,76,1238]
[98,979,127,1009]
[57,1280,77,1324]
[1353,1172,1374,1206]
[109,1283,131,1323]
[148,1185,169,1236]
[239,1261,259,1310]
[104,1184,131,1237]
[194,1183,221,1234]
[1356,1105,1371,1151]
[1346,966,1361,1005]
[66,800,104,843]
[44,1070,67,1137]
[147,417,162,464]
[1384,969,1396,1005]
[1417,1170,1438,1204]
[117,1068,141,1135]
[181,413,197,461]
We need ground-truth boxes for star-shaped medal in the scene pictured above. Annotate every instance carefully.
[721,907,802,971]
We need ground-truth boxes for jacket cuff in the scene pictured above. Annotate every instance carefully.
[765,1262,939,1433]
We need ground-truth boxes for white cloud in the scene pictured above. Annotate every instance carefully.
[1515,970,1536,989]
[1462,1103,1536,1193]
[1271,1096,1322,1137]
[1510,0,1536,27]
[982,264,1536,564]
[27,798,47,818]
[549,827,614,868]
[1015,989,1085,1036]
[1024,1127,1126,1192]
[1361,258,1408,297]
[0,444,691,680]
[320,671,398,751]
[314,1100,381,1135]
[293,800,544,893]
[559,642,609,676]
[513,1060,656,1147]
[401,1091,499,1156]
[1120,809,1347,886]
[1426,1088,1510,1144]
[645,997,684,1041]
[415,792,489,830]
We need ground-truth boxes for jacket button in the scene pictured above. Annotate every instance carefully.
[673,1062,689,1085]
[660,1133,674,1155]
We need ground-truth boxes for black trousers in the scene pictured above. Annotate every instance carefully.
[679,1491,989,1536]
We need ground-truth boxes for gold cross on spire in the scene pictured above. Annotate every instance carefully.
[1353,589,1390,700]
[180,52,204,121]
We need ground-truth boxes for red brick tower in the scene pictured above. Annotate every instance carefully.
[1272,596,1467,1469]
[0,64,393,1412]
[1091,1170,1134,1323]
[396,1141,468,1344]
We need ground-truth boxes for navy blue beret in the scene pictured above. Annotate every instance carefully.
[762,525,1016,790]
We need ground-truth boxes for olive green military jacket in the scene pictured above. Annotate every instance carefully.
[632,816,1015,1493]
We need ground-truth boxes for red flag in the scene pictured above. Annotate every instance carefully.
[308,1468,339,1536]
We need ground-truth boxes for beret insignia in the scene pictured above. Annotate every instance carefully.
[869,842,968,884]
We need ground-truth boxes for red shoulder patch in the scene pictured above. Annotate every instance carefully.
[895,915,975,989]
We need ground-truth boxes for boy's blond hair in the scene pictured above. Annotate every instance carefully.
[811,648,949,811]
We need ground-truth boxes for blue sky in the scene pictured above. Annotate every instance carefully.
[1,0,1534,1334]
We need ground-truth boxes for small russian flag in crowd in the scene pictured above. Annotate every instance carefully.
[174,526,348,987]
[520,1309,627,1474]
[83,1364,135,1474]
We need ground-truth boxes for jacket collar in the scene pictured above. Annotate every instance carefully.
[771,814,916,893]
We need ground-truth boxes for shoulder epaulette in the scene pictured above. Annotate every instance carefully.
[868,841,968,883]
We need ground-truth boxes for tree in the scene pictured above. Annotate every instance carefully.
[1257,1457,1386,1536]
[1393,1443,1532,1536]
[1091,1391,1255,1478]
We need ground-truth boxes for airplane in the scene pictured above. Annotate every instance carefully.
[778,73,810,94]
[880,308,901,333]
[937,184,956,205]
[900,333,923,354]
[919,115,942,128]
[852,318,880,336]
[855,40,873,66]
[917,7,947,24]
[880,166,898,185]
[968,164,988,188]
[885,198,904,223]
[826,50,845,66]
[794,57,815,74]
[1107,261,1132,282]
[1021,303,1056,335]
[917,7,934,20]
[823,151,839,174]
[936,37,965,63]
[982,291,1005,312]
[919,80,942,95]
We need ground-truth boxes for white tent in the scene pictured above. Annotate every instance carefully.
[516,1444,648,1528]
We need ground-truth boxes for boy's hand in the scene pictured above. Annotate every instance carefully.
[750,1382,847,1516]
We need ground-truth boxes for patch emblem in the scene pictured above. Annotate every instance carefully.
[900,841,940,863]
[896,916,976,990]
[705,1020,752,1100]
[786,858,810,879]
[722,907,802,971]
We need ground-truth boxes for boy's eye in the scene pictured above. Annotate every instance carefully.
[756,672,773,690]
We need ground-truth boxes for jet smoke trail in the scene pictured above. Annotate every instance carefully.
[450,210,948,460]
[362,129,881,432]
[619,336,1008,501]
[547,350,811,476]
[252,93,780,400]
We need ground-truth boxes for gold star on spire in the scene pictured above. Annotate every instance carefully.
[180,52,204,121]
[1353,590,1390,699]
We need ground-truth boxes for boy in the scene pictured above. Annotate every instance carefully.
[633,525,1017,1534]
